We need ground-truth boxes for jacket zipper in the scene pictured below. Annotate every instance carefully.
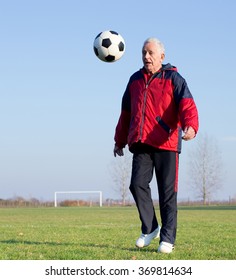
[139,84,148,140]
[139,72,163,141]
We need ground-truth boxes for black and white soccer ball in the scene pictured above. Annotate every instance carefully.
[93,30,125,62]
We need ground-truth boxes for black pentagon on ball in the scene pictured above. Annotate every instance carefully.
[105,55,115,62]
[93,46,99,56]
[102,38,112,48]
[110,30,118,35]
[95,32,102,40]
[118,41,125,52]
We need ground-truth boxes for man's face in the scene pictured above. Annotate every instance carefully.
[142,42,165,74]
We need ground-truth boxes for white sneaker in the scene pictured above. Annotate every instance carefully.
[158,241,174,253]
[136,225,161,248]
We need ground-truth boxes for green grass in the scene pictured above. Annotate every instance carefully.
[0,206,235,260]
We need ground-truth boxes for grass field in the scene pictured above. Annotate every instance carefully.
[0,206,235,260]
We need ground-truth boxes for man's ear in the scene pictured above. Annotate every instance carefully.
[161,53,165,61]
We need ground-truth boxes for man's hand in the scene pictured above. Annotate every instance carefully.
[113,144,124,157]
[182,126,196,141]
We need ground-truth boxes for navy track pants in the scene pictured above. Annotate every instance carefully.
[129,150,179,245]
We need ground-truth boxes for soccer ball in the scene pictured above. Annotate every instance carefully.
[93,30,125,62]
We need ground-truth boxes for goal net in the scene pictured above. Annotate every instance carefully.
[54,191,102,207]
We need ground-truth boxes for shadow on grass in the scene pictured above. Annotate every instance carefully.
[0,239,73,246]
[0,240,158,254]
[79,242,157,253]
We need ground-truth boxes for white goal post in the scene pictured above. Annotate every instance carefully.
[54,191,102,207]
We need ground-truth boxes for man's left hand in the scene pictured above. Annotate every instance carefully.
[182,126,196,141]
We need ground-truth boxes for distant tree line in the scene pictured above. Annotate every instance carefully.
[0,197,53,208]
[0,196,235,208]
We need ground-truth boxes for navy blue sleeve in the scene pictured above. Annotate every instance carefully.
[171,72,193,105]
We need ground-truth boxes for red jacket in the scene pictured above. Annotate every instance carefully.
[114,64,199,153]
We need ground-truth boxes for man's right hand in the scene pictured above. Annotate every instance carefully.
[113,144,124,157]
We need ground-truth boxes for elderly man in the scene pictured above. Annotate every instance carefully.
[113,37,199,253]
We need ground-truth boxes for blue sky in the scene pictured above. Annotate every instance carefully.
[0,0,235,202]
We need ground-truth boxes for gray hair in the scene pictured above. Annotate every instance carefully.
[143,37,165,54]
